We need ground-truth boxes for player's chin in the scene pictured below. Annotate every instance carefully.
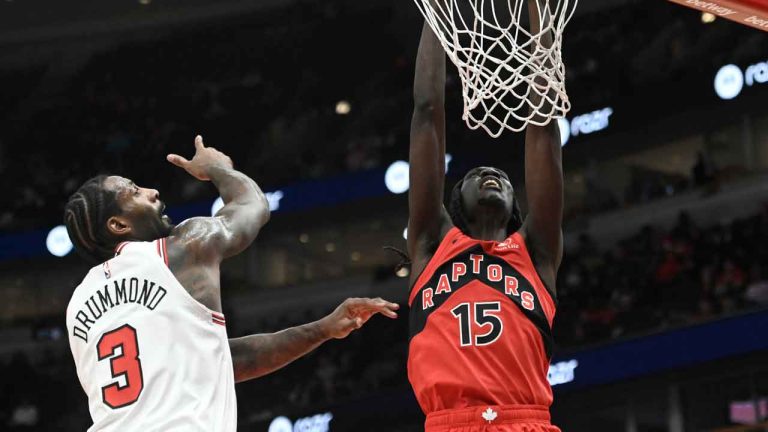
[157,217,175,236]
[477,193,507,207]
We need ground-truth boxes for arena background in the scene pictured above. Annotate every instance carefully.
[1,0,768,430]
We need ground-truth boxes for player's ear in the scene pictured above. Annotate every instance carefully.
[107,216,132,237]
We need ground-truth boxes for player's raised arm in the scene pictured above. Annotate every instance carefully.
[522,0,564,284]
[167,135,270,261]
[409,22,452,261]
[229,298,399,382]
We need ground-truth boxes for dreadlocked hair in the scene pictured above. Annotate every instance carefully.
[383,246,412,273]
[448,177,523,237]
[64,175,123,264]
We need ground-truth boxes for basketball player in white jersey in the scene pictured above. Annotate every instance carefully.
[64,135,399,432]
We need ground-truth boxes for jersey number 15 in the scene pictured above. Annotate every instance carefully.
[451,302,503,347]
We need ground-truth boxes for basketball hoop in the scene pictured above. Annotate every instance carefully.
[413,0,578,137]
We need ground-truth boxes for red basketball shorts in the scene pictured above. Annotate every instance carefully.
[425,405,561,432]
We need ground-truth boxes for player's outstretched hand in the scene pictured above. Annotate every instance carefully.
[167,135,233,181]
[321,297,399,339]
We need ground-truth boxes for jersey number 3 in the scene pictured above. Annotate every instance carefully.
[97,324,144,409]
[451,302,503,346]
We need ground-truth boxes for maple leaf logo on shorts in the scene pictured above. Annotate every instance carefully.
[481,407,498,423]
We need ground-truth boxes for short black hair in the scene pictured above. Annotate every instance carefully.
[64,175,123,264]
[448,169,523,237]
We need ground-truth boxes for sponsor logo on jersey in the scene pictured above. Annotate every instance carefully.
[494,238,520,251]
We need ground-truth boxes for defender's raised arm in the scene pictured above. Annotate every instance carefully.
[167,135,270,261]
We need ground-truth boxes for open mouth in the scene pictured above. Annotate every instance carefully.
[480,176,502,191]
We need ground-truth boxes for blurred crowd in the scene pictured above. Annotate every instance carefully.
[555,207,768,346]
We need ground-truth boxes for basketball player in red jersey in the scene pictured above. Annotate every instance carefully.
[406,2,563,431]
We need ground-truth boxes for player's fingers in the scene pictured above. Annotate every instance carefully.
[194,135,205,151]
[365,297,400,312]
[361,302,399,319]
[375,297,400,310]
[166,154,190,168]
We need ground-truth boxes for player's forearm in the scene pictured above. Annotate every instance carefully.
[229,320,331,383]
[413,22,446,111]
[527,0,556,118]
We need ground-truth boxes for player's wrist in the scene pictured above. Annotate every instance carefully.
[314,315,337,340]
[203,162,233,175]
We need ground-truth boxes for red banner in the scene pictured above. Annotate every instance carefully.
[668,0,768,31]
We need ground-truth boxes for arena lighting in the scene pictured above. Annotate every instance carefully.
[403,227,408,240]
[211,190,284,215]
[384,161,410,194]
[325,242,336,252]
[265,190,284,211]
[138,0,151,4]
[46,225,73,257]
[335,100,351,115]
[299,233,310,243]
[557,107,614,147]
[268,413,333,432]
[547,359,578,386]
[384,154,453,194]
[701,12,717,23]
[715,64,745,99]
[715,60,768,100]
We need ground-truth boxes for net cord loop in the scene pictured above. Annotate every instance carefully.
[413,0,577,137]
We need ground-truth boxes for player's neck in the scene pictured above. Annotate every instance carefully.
[466,213,508,242]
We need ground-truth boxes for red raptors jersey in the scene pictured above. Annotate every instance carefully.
[407,227,557,414]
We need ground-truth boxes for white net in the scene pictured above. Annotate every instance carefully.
[413,0,578,137]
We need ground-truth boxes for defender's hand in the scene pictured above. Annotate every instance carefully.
[167,135,233,181]
[320,298,399,340]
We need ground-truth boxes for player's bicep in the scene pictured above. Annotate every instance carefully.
[169,216,244,262]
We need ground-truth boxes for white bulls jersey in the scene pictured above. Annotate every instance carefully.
[66,238,237,432]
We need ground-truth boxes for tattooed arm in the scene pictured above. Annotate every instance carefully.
[230,297,399,382]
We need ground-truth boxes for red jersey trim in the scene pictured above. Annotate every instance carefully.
[114,241,130,256]
[212,312,226,326]
[161,238,169,267]
[155,238,169,267]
